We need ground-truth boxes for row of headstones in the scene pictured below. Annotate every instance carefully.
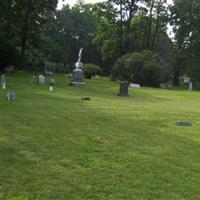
[0,74,57,101]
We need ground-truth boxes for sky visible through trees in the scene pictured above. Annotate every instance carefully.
[58,0,173,9]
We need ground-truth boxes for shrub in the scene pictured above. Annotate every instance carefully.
[83,63,102,79]
[113,50,171,87]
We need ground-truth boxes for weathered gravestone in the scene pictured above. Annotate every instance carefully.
[6,92,16,101]
[38,75,45,85]
[45,70,53,76]
[1,74,6,89]
[29,75,36,85]
[175,121,192,127]
[130,83,141,88]
[49,79,56,91]
[189,81,193,91]
[117,81,129,97]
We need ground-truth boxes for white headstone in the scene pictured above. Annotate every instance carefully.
[38,75,45,85]
[189,82,193,90]
[2,82,6,89]
[130,83,141,88]
[49,86,54,91]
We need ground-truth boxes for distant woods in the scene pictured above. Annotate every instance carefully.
[0,0,200,86]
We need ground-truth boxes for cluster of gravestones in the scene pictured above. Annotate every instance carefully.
[0,72,57,101]
[1,74,15,101]
[31,74,56,91]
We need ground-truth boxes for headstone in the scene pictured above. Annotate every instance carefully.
[175,121,192,127]
[45,70,53,76]
[1,74,6,89]
[130,83,141,88]
[4,65,14,74]
[189,81,193,90]
[71,69,84,86]
[117,81,129,97]
[29,75,36,85]
[81,96,91,101]
[49,79,56,91]
[6,92,16,101]
[70,48,85,86]
[38,75,45,85]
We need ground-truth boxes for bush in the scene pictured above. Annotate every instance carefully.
[113,50,171,87]
[83,63,102,79]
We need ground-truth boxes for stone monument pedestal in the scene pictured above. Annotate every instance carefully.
[70,69,85,86]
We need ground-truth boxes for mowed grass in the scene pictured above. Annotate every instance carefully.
[0,72,200,200]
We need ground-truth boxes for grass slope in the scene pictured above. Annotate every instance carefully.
[0,72,200,200]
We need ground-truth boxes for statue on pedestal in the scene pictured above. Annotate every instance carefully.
[70,48,85,86]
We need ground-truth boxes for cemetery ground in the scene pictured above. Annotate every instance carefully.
[0,72,200,200]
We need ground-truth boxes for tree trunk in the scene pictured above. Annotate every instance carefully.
[173,67,180,86]
[119,0,124,55]
[21,8,31,57]
[146,0,155,49]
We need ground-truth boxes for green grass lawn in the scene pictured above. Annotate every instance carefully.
[0,72,200,200]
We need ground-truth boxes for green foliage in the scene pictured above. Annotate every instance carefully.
[24,48,46,71]
[83,63,102,79]
[113,50,171,86]
[170,0,200,84]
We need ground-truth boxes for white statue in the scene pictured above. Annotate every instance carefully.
[75,48,84,70]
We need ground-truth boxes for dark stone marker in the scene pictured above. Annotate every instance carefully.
[81,96,91,101]
[175,121,192,127]
[6,92,16,101]
[117,81,129,97]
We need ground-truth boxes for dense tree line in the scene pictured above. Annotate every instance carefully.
[0,0,200,87]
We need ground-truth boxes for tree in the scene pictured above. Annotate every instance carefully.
[170,0,200,85]
[113,50,170,86]
[43,2,102,72]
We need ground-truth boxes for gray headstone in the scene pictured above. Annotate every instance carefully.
[189,81,193,90]
[38,75,45,85]
[29,75,36,85]
[49,79,56,91]
[70,69,85,86]
[117,81,129,97]
[45,70,53,76]
[7,92,16,101]
[175,121,192,127]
